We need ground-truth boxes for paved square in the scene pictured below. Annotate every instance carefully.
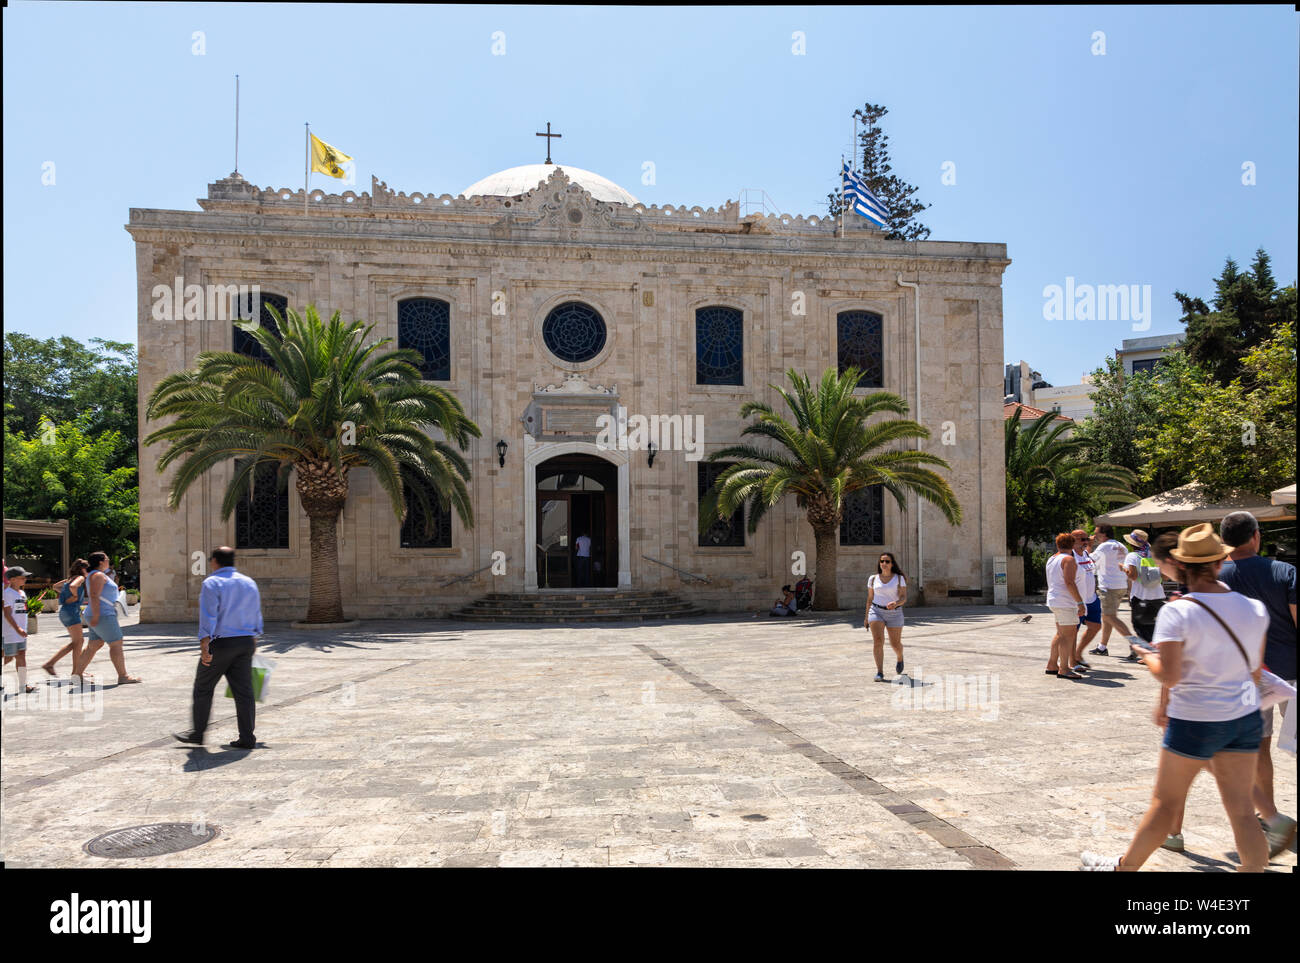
[3,605,1295,870]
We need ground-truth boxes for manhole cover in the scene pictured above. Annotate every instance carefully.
[84,823,220,858]
[741,814,769,822]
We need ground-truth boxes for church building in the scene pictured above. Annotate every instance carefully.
[128,145,1009,622]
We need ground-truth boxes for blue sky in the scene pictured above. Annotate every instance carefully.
[4,3,1296,386]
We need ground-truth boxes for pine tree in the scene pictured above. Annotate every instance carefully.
[826,103,931,241]
[1176,248,1296,387]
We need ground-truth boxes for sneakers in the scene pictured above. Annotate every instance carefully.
[1262,814,1297,858]
[1089,645,1109,656]
[1160,833,1184,852]
[895,660,904,675]
[873,672,885,683]
[1079,851,1122,871]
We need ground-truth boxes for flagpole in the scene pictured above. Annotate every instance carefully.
[839,154,845,239]
[304,122,310,215]
[234,75,239,173]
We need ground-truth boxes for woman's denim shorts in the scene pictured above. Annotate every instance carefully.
[867,605,905,628]
[58,606,83,627]
[1163,711,1263,761]
[86,612,124,643]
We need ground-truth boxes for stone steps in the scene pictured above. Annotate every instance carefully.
[450,590,702,623]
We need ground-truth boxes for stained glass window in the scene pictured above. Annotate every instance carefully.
[837,310,883,388]
[698,462,744,547]
[398,298,451,381]
[840,485,884,546]
[234,460,290,549]
[401,482,453,548]
[542,302,606,363]
[695,306,743,385]
[233,292,288,363]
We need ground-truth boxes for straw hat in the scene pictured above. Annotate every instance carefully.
[1169,522,1230,564]
[1123,529,1149,548]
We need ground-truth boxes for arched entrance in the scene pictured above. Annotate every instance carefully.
[534,454,618,588]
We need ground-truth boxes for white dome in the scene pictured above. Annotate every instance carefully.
[461,163,639,205]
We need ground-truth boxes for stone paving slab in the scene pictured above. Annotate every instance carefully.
[1,605,1295,870]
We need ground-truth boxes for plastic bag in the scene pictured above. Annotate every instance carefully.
[1278,697,1296,757]
[225,652,275,703]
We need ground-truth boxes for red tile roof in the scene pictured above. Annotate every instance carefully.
[1004,402,1074,423]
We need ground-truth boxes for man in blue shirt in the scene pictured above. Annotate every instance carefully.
[1219,511,1297,858]
[174,546,263,749]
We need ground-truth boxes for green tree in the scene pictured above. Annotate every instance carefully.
[826,103,931,241]
[1175,249,1297,387]
[143,305,481,623]
[3,417,139,563]
[3,334,138,469]
[1074,356,1188,498]
[1004,406,1136,553]
[1137,321,1295,499]
[699,367,961,611]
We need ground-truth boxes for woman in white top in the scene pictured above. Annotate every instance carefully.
[863,553,907,683]
[1044,532,1087,679]
[1081,523,1269,872]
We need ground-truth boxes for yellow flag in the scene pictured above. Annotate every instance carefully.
[310,132,352,179]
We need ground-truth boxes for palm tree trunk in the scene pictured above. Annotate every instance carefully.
[304,510,345,623]
[812,524,841,610]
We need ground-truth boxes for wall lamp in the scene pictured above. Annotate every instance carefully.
[496,439,508,468]
[647,441,657,468]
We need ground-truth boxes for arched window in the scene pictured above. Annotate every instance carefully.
[840,485,884,546]
[837,310,883,388]
[234,459,290,549]
[542,301,606,363]
[401,481,453,548]
[695,306,743,385]
[698,462,744,547]
[233,292,288,363]
[398,298,451,381]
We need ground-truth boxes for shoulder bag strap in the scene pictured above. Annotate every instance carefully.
[1182,596,1253,669]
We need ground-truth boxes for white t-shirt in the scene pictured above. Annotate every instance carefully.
[575,535,591,558]
[1092,540,1128,591]
[869,574,906,607]
[1045,553,1085,609]
[1153,592,1268,722]
[1073,550,1098,603]
[1125,550,1166,600]
[3,586,28,643]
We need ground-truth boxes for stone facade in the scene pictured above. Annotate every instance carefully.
[127,166,1010,622]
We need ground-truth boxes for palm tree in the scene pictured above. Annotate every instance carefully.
[143,305,481,623]
[1004,406,1136,553]
[699,367,962,611]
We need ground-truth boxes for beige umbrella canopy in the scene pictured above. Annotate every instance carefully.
[1096,481,1296,528]
[1271,483,1296,507]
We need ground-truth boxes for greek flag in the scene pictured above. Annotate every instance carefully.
[842,161,889,227]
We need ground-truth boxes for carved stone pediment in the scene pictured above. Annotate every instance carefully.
[533,373,616,395]
[521,372,620,441]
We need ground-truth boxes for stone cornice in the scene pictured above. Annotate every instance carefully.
[119,167,1011,277]
[125,213,1011,278]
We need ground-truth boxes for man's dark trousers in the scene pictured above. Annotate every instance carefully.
[192,636,255,742]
